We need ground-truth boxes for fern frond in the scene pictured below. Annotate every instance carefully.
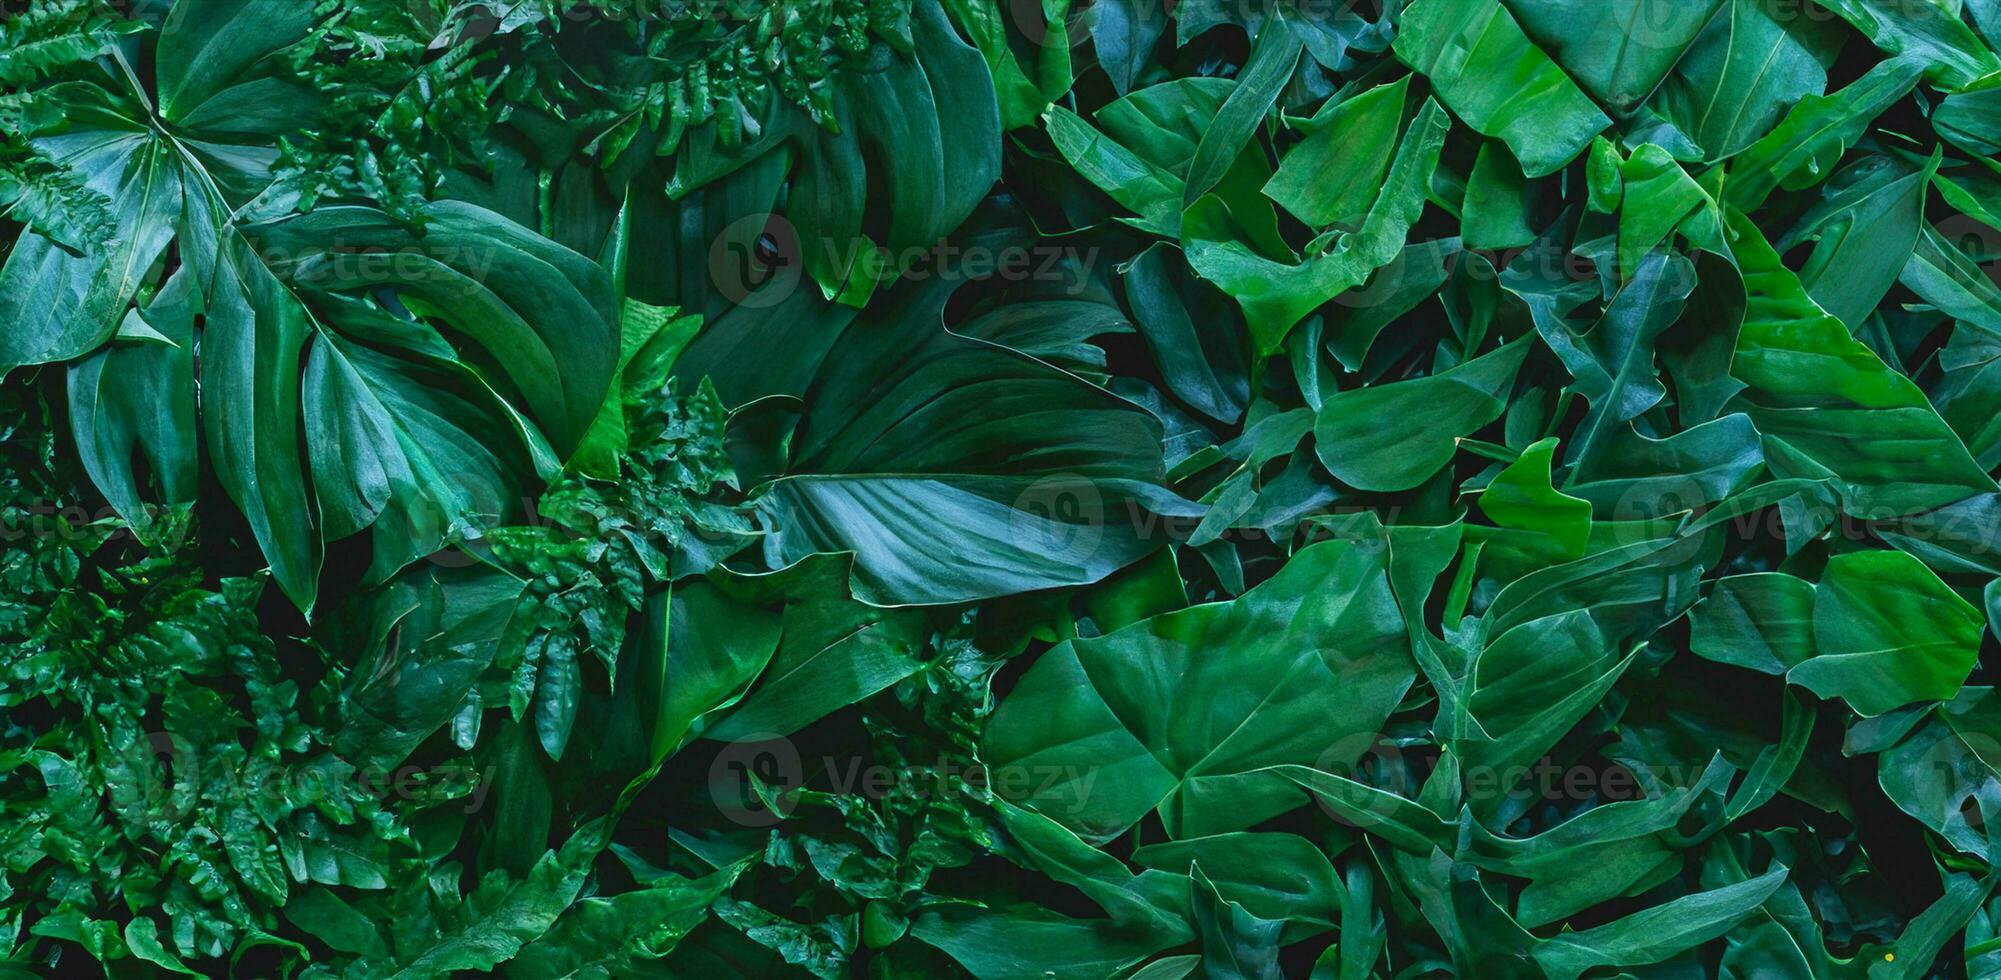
[0,156,115,253]
[0,1,144,86]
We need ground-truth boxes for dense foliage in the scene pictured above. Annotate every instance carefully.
[14,0,2001,976]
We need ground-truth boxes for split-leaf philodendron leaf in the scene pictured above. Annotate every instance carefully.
[11,0,2001,975]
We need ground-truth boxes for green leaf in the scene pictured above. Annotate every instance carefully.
[1690,573,1816,674]
[1470,437,1591,578]
[1506,0,1726,115]
[1880,686,2001,857]
[1189,98,1451,354]
[122,918,199,976]
[1531,868,1789,980]
[1617,145,1705,278]
[1788,549,1982,717]
[201,233,321,610]
[756,277,1173,605]
[1463,141,1537,251]
[1394,0,1609,177]
[0,104,181,374]
[66,270,200,540]
[705,558,930,739]
[1265,78,1410,230]
[510,861,747,975]
[1720,208,1995,515]
[153,0,322,123]
[1807,0,2001,91]
[389,820,615,977]
[1124,244,1250,425]
[1131,833,1341,930]
[1530,251,1697,470]
[571,301,703,479]
[1722,57,1924,210]
[1090,0,1172,95]
[253,201,620,457]
[1182,13,1300,207]
[1647,0,1844,162]
[1901,221,2001,338]
[1189,864,1285,980]
[1044,104,1186,237]
[331,565,527,772]
[1314,335,1530,492]
[1787,155,1933,330]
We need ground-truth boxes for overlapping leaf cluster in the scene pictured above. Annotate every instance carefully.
[15,0,2001,976]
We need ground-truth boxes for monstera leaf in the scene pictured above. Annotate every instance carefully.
[0,0,320,371]
[72,198,618,610]
[6,2,620,610]
[663,0,1001,305]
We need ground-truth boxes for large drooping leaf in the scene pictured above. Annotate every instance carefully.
[302,322,542,584]
[737,274,1176,605]
[197,231,323,608]
[169,198,615,610]
[252,201,619,455]
[0,0,323,373]
[66,269,200,541]
[6,4,622,611]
